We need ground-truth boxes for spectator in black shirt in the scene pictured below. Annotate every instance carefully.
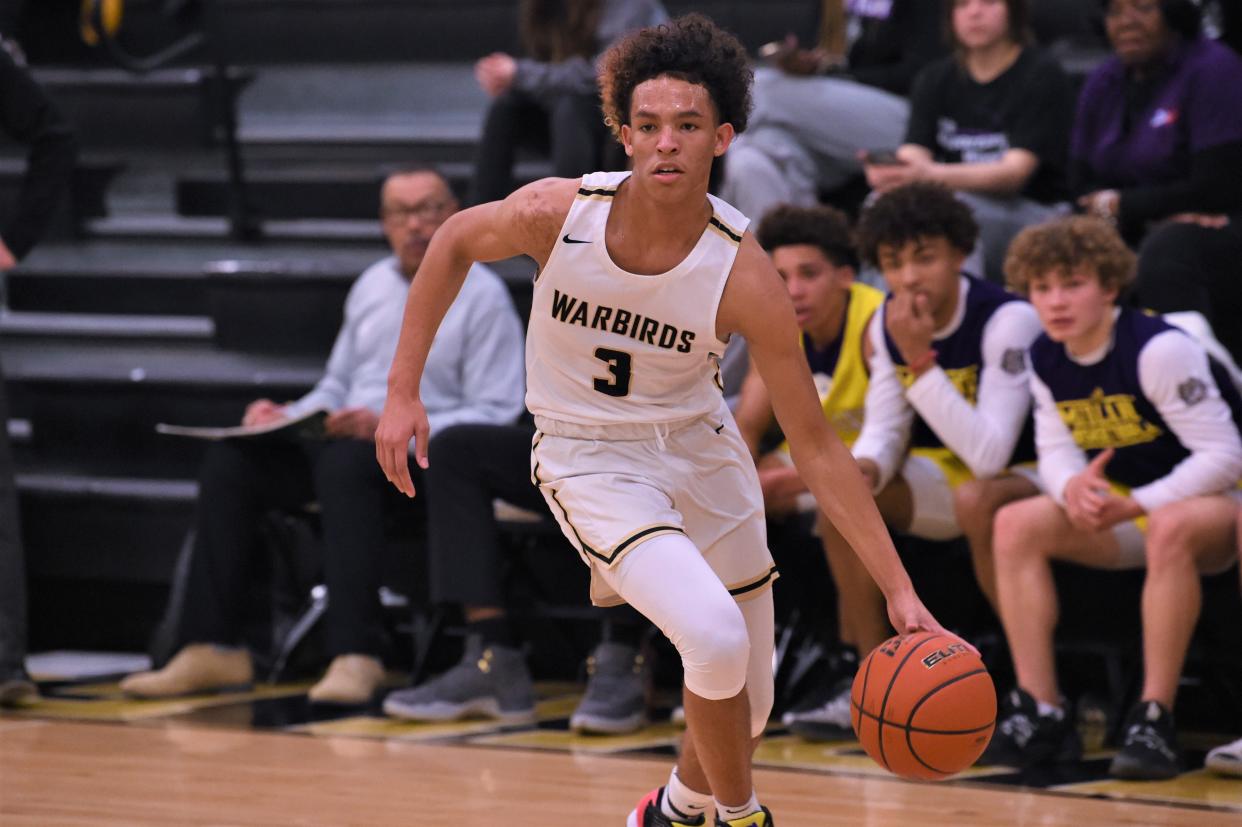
[720,0,947,221]
[863,0,1074,283]
[0,45,78,707]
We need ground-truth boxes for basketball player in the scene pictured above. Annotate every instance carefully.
[375,15,949,827]
[984,216,1242,780]
[784,182,1042,740]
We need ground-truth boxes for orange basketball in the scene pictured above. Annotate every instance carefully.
[851,632,996,781]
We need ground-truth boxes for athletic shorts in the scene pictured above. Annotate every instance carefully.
[531,402,778,608]
[902,449,1041,542]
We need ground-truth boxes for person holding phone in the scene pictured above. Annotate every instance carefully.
[719,0,947,223]
[861,0,1074,284]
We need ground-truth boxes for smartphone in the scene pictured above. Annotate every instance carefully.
[863,148,903,166]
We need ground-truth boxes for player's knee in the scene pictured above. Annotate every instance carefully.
[952,479,989,528]
[993,500,1038,562]
[1145,506,1199,566]
[677,602,750,701]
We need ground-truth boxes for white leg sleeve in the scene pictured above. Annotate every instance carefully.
[739,589,775,738]
[598,533,750,701]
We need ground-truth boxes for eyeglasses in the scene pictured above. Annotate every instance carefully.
[1105,0,1160,19]
[382,200,452,222]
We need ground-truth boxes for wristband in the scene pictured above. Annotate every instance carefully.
[907,350,937,377]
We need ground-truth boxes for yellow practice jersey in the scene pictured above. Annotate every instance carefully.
[783,281,883,450]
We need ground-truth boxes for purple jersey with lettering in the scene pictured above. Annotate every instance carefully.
[1030,308,1242,488]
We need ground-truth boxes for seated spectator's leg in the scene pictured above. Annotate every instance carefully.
[548,93,608,181]
[426,423,546,632]
[179,440,314,646]
[0,371,34,705]
[719,125,818,224]
[955,193,1064,284]
[1109,495,1239,780]
[1138,496,1239,708]
[383,423,544,723]
[749,68,909,185]
[993,495,1126,705]
[1133,220,1242,361]
[953,472,1041,614]
[308,438,420,703]
[982,494,1130,767]
[470,90,550,205]
[121,440,313,697]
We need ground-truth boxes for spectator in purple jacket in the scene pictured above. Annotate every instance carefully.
[1071,0,1242,359]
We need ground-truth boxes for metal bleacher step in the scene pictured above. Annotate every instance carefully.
[16,470,197,586]
[82,214,385,243]
[0,309,214,343]
[33,66,255,150]
[1,339,322,477]
[174,159,552,220]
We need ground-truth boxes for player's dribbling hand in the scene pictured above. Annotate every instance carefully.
[887,590,979,656]
[374,393,429,497]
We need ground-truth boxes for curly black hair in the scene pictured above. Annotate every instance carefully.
[856,182,978,267]
[756,204,859,272]
[598,13,752,141]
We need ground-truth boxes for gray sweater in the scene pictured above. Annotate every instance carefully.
[284,256,526,448]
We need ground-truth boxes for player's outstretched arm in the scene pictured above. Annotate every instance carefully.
[718,235,946,636]
[376,178,576,496]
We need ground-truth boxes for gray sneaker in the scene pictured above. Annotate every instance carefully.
[570,642,649,735]
[781,677,854,741]
[382,636,535,724]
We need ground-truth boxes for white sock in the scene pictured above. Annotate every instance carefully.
[716,791,761,823]
[1036,700,1065,720]
[662,768,712,822]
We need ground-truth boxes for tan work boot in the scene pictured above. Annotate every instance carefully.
[308,654,385,705]
[119,644,252,698]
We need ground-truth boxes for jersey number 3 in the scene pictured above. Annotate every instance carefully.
[593,347,632,397]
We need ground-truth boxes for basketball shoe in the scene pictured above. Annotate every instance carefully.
[627,788,708,827]
[382,634,534,724]
[716,808,774,827]
[1206,736,1242,777]
[979,687,1081,768]
[569,641,649,734]
[780,676,853,741]
[1109,700,1180,780]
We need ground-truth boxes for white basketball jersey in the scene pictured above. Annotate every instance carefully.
[525,171,750,427]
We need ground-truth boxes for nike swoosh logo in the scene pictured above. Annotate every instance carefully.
[562,234,591,244]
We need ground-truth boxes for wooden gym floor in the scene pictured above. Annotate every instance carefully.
[3,675,1242,825]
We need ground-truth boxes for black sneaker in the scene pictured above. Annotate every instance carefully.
[979,687,1081,768]
[781,676,854,741]
[716,806,774,826]
[1109,700,1181,780]
[0,662,37,708]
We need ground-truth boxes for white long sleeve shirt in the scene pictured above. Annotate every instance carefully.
[283,256,526,445]
[851,275,1041,490]
[1031,310,1242,511]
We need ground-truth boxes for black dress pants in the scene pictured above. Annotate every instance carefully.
[176,438,420,659]
[470,89,607,205]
